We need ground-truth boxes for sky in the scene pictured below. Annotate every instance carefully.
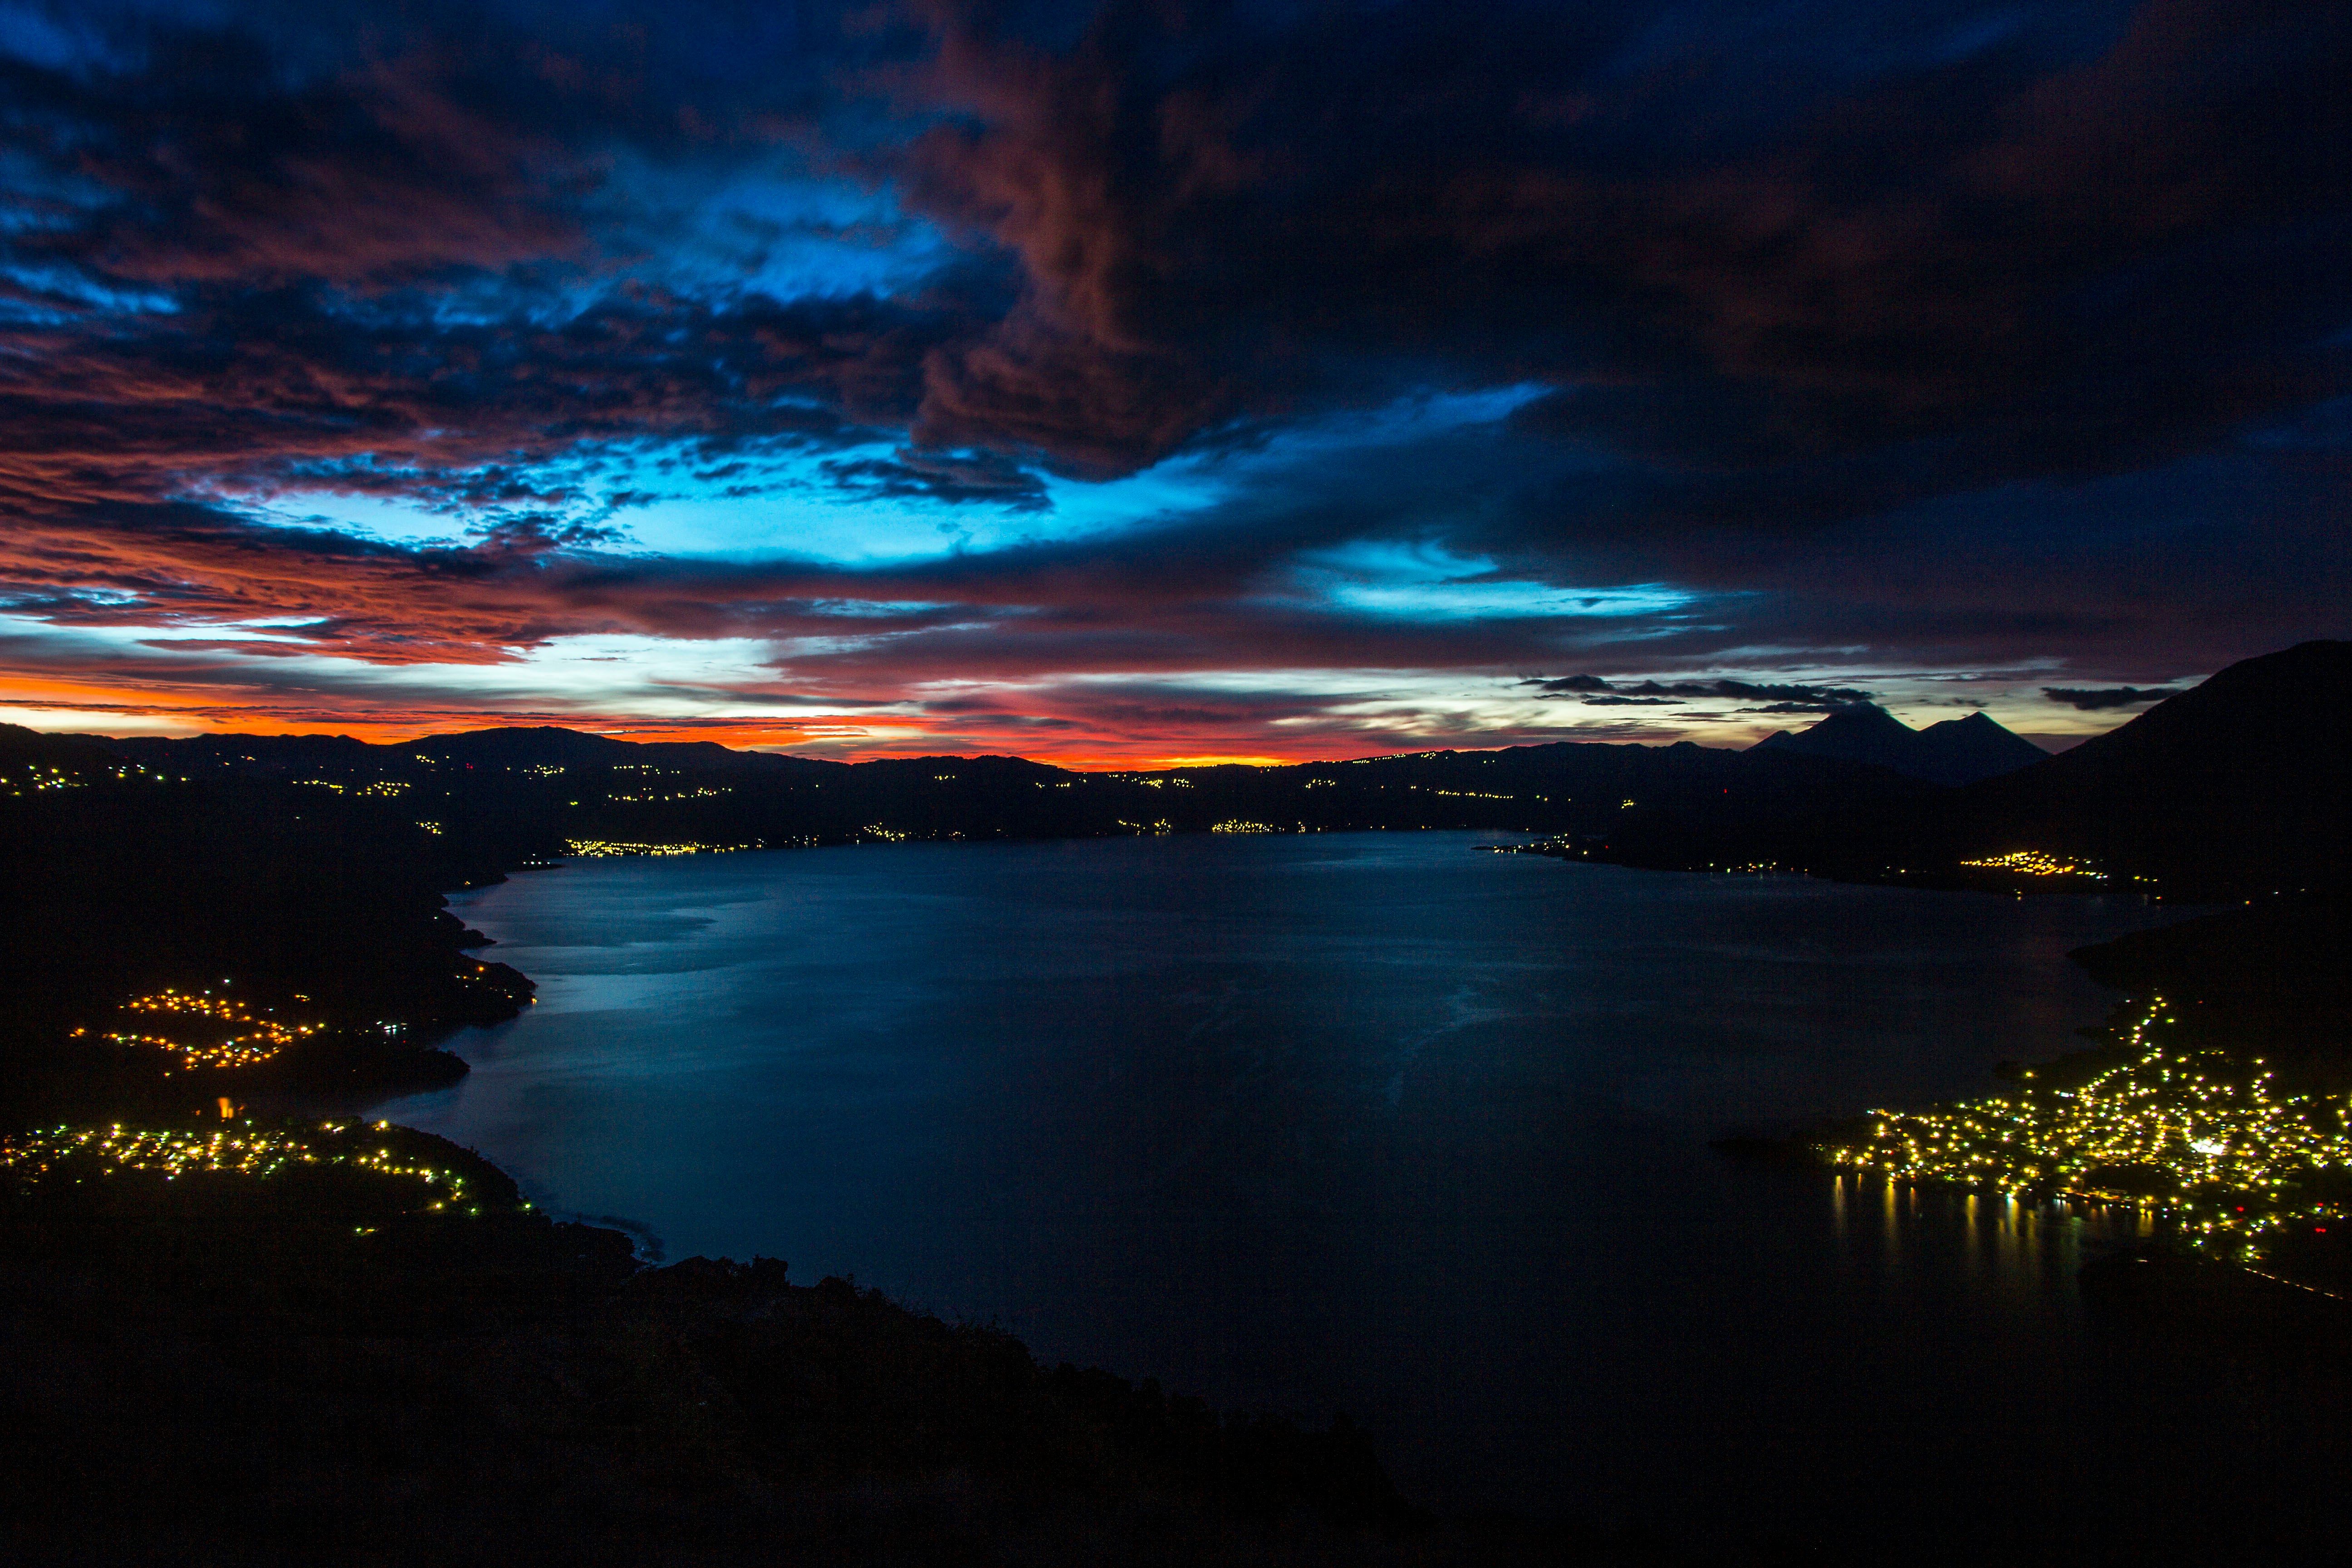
[0,0,2343,765]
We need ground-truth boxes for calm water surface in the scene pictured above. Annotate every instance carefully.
[384,834,2194,1544]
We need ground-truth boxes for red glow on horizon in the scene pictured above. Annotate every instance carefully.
[1,691,1445,770]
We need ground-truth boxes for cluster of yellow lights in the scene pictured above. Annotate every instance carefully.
[1113,818,1177,834]
[1960,849,2104,878]
[1210,819,1284,833]
[610,786,731,802]
[563,838,760,857]
[293,779,408,796]
[0,1121,474,1210]
[1425,789,1517,799]
[73,990,320,1071]
[0,764,85,792]
[1826,998,2352,1244]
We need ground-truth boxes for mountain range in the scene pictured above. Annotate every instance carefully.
[5,640,2346,904]
[1749,706,2047,785]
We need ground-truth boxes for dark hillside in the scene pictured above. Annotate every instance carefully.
[2064,895,2352,1063]
[69,723,1942,853]
[1958,641,2352,897]
[0,777,526,1115]
[0,1132,1576,1566]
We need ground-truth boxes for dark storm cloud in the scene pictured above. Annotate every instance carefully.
[1523,675,1874,705]
[903,0,2352,510]
[0,1,976,520]
[2043,685,2180,710]
[821,448,1052,510]
[1663,680,1874,706]
[16,0,2337,513]
[0,281,961,512]
[910,710,1082,729]
[0,0,887,287]
[0,277,976,659]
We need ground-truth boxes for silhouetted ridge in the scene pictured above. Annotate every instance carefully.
[416,727,839,775]
[1962,640,2352,894]
[1749,703,2045,785]
[23,638,2348,911]
[1914,711,2051,784]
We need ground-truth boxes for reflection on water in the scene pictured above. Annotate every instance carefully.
[1847,1175,2151,1298]
[380,833,2210,1548]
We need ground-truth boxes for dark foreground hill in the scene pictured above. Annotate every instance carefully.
[0,1121,1637,1568]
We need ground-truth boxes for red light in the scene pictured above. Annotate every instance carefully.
[2317,1227,2328,1234]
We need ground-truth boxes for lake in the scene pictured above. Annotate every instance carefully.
[383,833,2207,1550]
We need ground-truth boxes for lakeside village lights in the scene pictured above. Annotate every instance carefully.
[563,838,763,857]
[1825,997,2352,1258]
[0,1121,487,1215]
[1959,849,2105,878]
[70,990,322,1072]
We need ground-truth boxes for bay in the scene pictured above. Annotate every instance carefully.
[382,832,2189,1547]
